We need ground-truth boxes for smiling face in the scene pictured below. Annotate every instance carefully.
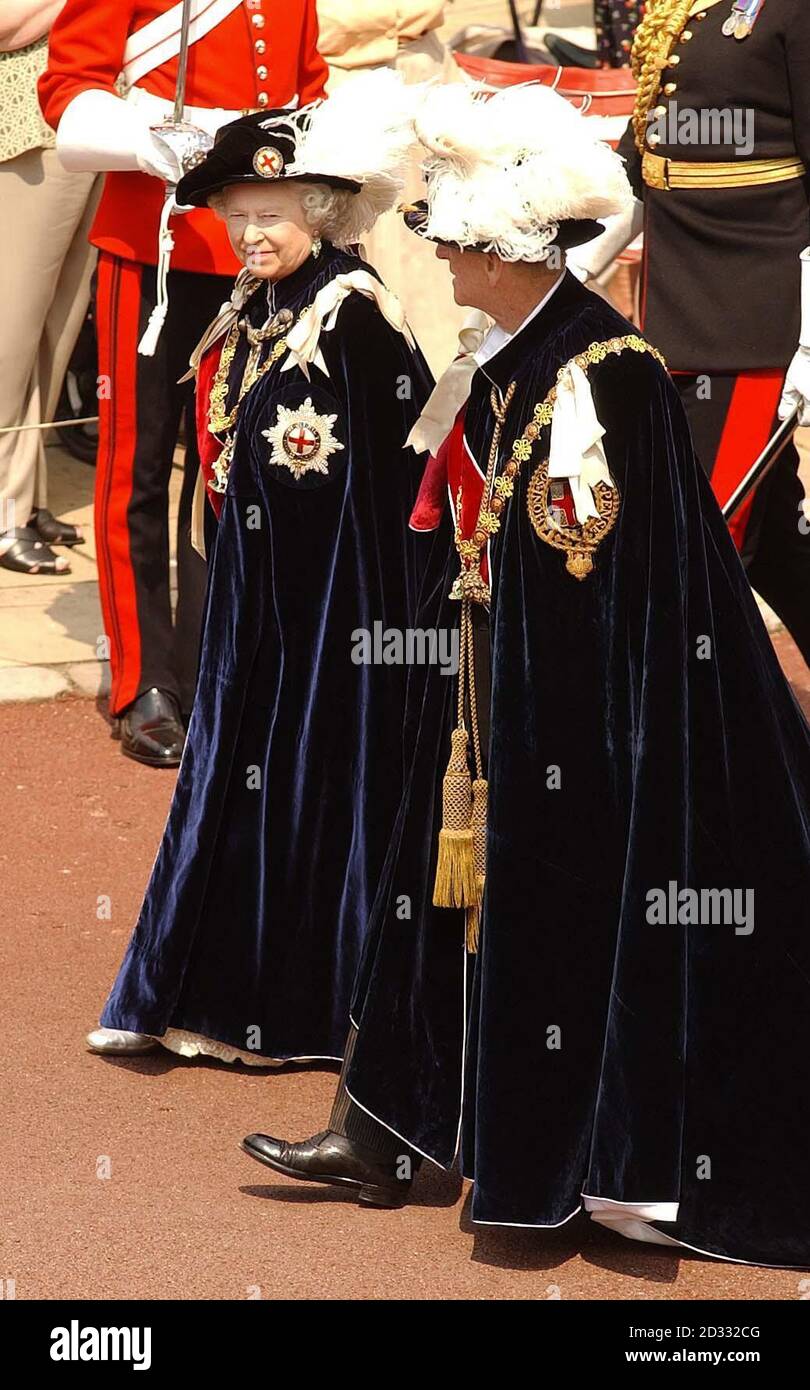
[220,181,315,281]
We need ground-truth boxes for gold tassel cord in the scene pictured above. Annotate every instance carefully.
[434,587,477,907]
[630,0,695,153]
[433,724,477,908]
[464,597,488,953]
[466,776,489,954]
[434,387,514,942]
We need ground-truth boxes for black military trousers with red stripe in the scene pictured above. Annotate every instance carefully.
[675,370,810,667]
[94,251,232,718]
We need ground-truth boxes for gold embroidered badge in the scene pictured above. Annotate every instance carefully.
[526,459,621,580]
[253,146,284,178]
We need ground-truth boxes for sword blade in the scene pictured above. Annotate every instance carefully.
[721,406,802,523]
[173,0,194,123]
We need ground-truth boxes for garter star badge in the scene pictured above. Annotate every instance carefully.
[253,147,285,178]
[262,398,344,481]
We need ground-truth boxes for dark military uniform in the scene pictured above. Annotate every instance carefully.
[620,0,810,660]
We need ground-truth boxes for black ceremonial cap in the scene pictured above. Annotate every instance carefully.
[176,108,362,208]
[401,200,605,252]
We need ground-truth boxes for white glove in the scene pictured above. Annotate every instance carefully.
[566,197,645,284]
[56,88,181,183]
[778,247,810,426]
[137,129,183,185]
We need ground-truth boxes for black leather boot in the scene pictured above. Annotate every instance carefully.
[114,687,185,768]
[241,1130,415,1208]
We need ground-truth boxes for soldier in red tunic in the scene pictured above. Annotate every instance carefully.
[39,1,327,764]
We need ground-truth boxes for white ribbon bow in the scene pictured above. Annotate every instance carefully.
[282,270,415,379]
[404,310,492,455]
[548,360,614,526]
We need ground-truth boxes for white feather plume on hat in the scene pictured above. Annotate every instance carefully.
[413,82,633,262]
[268,70,419,244]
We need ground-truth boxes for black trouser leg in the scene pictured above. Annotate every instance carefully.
[174,395,209,718]
[745,445,810,668]
[676,373,810,669]
[159,267,232,713]
[329,1026,421,1168]
[102,260,232,713]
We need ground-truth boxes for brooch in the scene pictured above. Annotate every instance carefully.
[262,398,344,481]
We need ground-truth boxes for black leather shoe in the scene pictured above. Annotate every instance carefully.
[241,1129,413,1208]
[114,688,185,768]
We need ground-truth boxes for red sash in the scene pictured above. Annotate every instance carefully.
[409,403,578,586]
[196,340,226,519]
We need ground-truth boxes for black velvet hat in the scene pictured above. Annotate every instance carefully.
[176,109,362,209]
[401,200,605,253]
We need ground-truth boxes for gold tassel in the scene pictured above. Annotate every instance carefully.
[465,777,489,953]
[433,726,477,908]
[466,902,481,954]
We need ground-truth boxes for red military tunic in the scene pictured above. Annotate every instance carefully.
[39,0,329,274]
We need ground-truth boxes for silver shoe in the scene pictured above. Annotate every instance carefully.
[86,1026,159,1055]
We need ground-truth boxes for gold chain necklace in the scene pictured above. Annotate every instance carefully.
[451,382,515,604]
[206,304,308,495]
[208,315,292,437]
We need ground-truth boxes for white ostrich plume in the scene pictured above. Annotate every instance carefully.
[413,82,633,262]
[259,70,419,243]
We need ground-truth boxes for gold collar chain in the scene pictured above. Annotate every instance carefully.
[205,302,310,496]
[451,334,666,594]
[208,316,293,437]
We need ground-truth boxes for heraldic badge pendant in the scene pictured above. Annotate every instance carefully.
[262,398,345,481]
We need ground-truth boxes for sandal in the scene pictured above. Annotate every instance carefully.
[0,527,71,575]
[28,507,84,546]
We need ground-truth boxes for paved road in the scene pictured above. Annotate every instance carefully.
[1,642,808,1302]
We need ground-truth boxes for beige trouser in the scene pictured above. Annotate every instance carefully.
[327,32,468,377]
[0,145,100,536]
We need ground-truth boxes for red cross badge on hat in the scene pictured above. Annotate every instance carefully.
[253,146,285,179]
[263,398,345,481]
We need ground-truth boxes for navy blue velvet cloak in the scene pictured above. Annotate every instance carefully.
[345,272,810,1266]
[101,245,433,1061]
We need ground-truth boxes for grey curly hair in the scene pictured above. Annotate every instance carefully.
[209,181,359,246]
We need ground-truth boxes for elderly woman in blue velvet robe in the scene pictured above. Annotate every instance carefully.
[86,78,433,1066]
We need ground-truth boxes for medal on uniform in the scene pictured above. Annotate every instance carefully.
[722,0,766,40]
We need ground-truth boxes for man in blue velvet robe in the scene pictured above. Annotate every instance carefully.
[242,82,810,1268]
